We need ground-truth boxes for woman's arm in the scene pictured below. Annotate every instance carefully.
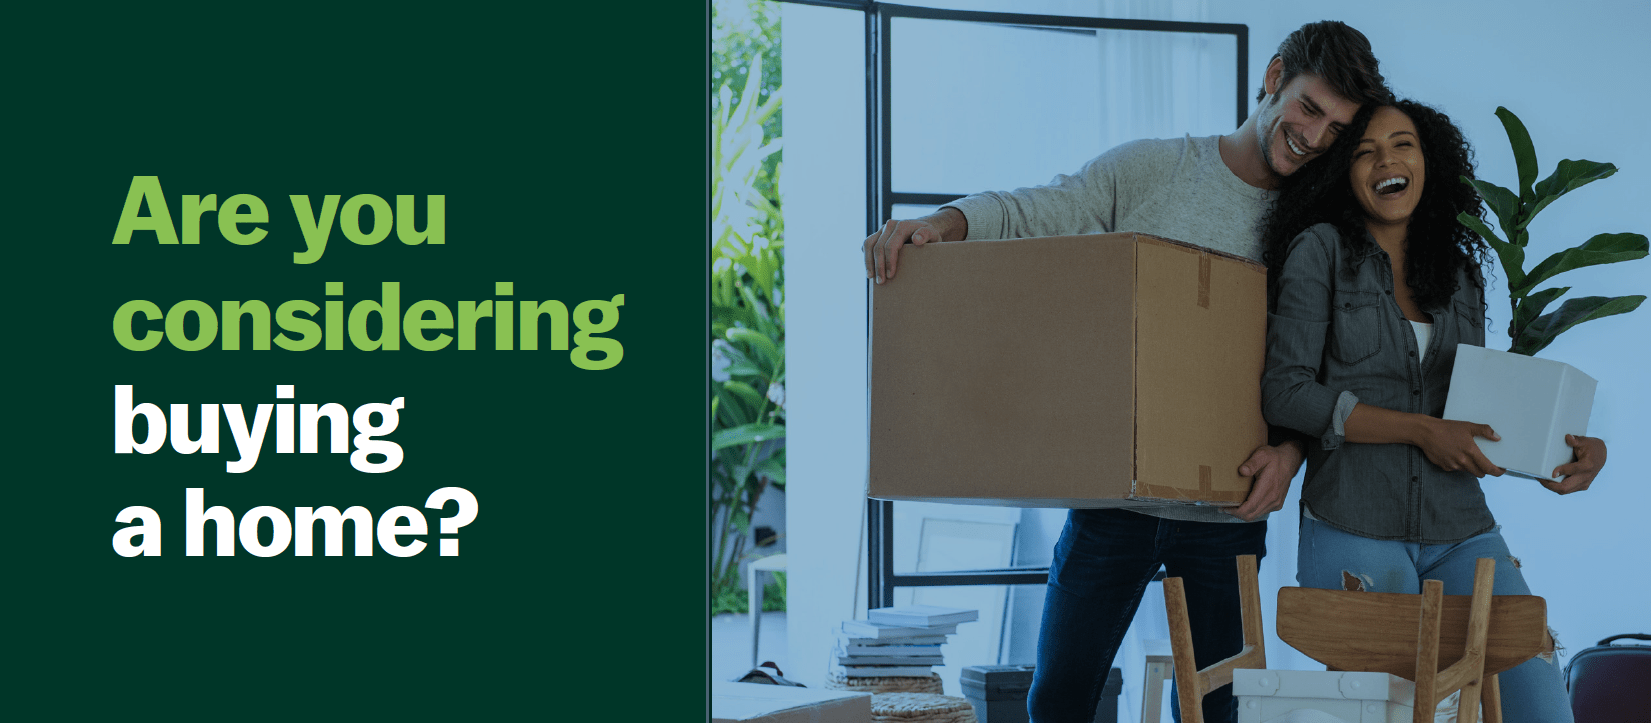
[1261,227,1353,446]
[1261,226,1506,478]
[1343,403,1504,478]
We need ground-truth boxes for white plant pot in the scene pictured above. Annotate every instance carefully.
[1441,344,1596,481]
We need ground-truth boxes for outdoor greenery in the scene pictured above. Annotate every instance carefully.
[711,0,785,616]
[1458,107,1648,356]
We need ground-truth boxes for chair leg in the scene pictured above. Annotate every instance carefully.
[1237,555,1266,661]
[1456,558,1497,723]
[1460,676,1483,723]
[1482,673,1502,723]
[1413,579,1444,723]
[1163,577,1205,723]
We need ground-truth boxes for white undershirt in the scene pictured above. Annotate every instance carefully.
[1411,320,1433,360]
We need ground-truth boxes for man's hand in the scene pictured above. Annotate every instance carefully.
[1539,434,1606,495]
[862,208,965,284]
[1226,440,1306,522]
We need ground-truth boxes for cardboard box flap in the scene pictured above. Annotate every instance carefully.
[1134,236,1267,503]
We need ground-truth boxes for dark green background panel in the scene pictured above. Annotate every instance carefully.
[10,4,705,719]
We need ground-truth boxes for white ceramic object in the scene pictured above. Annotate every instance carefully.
[1442,344,1597,481]
[1233,669,1414,723]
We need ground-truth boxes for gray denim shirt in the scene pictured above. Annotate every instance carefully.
[1262,223,1495,544]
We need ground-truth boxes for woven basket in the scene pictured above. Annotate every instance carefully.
[870,693,978,723]
[825,672,945,694]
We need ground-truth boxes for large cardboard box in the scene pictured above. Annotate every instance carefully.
[711,682,871,723]
[869,233,1267,507]
[1441,344,1596,481]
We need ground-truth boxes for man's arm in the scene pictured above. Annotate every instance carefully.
[861,141,1154,283]
[864,207,967,284]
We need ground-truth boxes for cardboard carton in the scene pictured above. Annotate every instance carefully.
[869,233,1266,507]
[711,681,872,723]
[1441,344,1596,481]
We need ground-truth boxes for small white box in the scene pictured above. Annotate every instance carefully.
[711,681,872,723]
[1442,344,1596,481]
[1233,669,1414,723]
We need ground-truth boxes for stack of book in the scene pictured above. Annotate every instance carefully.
[836,604,979,678]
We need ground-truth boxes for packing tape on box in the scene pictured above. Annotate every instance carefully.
[1198,254,1212,309]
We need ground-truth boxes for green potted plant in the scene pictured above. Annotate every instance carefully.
[1442,107,1647,479]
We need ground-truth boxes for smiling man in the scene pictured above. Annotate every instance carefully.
[861,21,1389,723]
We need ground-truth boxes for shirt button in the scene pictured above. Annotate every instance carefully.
[1343,302,1352,309]
[1409,351,1416,357]
[1412,476,1419,482]
[1385,290,1392,295]
[1412,389,1421,396]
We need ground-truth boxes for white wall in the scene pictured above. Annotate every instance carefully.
[781,2,869,688]
[778,0,1651,705]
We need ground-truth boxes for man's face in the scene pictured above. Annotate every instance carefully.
[1255,67,1359,178]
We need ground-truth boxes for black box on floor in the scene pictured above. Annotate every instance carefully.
[960,665,1121,723]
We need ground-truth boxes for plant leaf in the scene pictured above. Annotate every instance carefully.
[1510,295,1646,356]
[1511,286,1569,340]
[720,380,765,412]
[1515,233,1650,296]
[727,326,780,367]
[715,388,752,426]
[713,422,786,451]
[725,362,764,379]
[1495,107,1539,202]
[1459,212,1526,292]
[1465,178,1522,245]
[755,457,786,487]
[1526,159,1617,227]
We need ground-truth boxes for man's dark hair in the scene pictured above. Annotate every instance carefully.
[1256,21,1389,107]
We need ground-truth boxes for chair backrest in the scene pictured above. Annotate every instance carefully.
[1276,587,1549,679]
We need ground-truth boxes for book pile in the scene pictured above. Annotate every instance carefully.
[835,605,979,678]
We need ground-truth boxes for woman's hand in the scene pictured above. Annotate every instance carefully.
[1415,418,1505,478]
[1539,434,1606,494]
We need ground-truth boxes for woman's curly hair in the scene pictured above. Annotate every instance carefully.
[1259,98,1492,311]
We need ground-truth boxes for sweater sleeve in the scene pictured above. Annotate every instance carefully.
[942,140,1169,241]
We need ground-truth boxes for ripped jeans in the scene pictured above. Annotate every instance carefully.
[1297,517,1573,723]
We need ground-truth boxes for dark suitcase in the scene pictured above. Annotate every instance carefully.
[1565,633,1651,722]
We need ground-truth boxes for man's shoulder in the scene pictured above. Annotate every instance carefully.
[1092,135,1211,186]
[1103,134,1207,163]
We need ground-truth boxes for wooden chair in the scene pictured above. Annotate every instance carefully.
[1163,556,1550,723]
[1162,555,1267,723]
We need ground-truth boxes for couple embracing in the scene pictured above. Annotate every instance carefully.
[862,20,1606,723]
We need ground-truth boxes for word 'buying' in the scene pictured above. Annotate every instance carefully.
[116,385,403,473]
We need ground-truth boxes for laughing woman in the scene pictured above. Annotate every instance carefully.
[1258,99,1607,722]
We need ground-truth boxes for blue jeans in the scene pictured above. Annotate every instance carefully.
[1030,508,1267,723]
[1297,517,1572,723]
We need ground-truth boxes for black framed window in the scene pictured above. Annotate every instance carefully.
[862,3,1246,610]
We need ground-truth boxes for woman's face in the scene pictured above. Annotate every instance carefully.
[1349,106,1425,228]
